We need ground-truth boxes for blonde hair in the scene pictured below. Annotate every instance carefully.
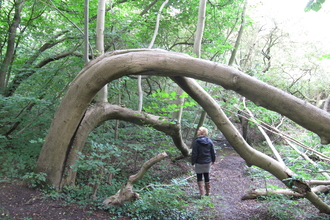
[198,127,208,136]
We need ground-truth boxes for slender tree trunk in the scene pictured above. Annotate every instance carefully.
[96,0,108,103]
[243,97,285,166]
[84,0,89,64]
[229,2,249,140]
[0,0,23,93]
[228,0,247,66]
[193,0,207,135]
[193,0,207,58]
[115,91,121,139]
[195,111,207,138]
[138,0,169,111]
[171,86,184,123]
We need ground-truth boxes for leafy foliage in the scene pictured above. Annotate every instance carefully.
[144,89,196,118]
[22,172,48,189]
[121,184,196,219]
[305,0,326,12]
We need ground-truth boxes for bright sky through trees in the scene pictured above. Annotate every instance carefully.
[250,0,329,41]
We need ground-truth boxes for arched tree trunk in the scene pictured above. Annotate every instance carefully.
[61,103,190,188]
[35,49,330,213]
[36,49,330,186]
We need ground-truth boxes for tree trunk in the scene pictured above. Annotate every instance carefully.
[193,0,207,58]
[137,0,169,111]
[228,0,247,66]
[84,0,89,64]
[243,97,285,166]
[171,86,184,123]
[96,0,108,103]
[0,0,23,92]
[324,95,330,112]
[193,0,207,135]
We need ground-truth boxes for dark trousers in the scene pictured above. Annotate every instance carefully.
[197,173,210,182]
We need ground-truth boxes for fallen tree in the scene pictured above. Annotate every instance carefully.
[242,185,330,200]
[103,151,168,206]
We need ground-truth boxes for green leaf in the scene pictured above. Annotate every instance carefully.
[311,2,322,11]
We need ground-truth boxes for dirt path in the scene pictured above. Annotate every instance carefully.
[207,148,272,219]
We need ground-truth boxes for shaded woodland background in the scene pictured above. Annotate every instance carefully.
[1,0,330,219]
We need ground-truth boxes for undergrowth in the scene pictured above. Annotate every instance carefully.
[34,177,214,220]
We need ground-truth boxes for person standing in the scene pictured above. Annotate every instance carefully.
[191,127,216,198]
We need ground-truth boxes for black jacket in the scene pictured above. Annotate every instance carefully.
[191,136,216,165]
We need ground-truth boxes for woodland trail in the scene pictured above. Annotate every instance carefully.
[203,147,274,219]
[195,146,328,220]
[0,146,328,219]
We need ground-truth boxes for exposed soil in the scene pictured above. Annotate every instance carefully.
[0,146,329,220]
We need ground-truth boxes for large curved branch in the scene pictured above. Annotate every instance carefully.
[36,49,330,188]
[97,50,328,142]
[61,103,189,187]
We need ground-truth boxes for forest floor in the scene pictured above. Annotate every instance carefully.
[0,146,329,220]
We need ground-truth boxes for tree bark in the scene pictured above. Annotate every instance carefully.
[96,0,108,102]
[193,0,207,58]
[103,151,167,206]
[36,49,330,189]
